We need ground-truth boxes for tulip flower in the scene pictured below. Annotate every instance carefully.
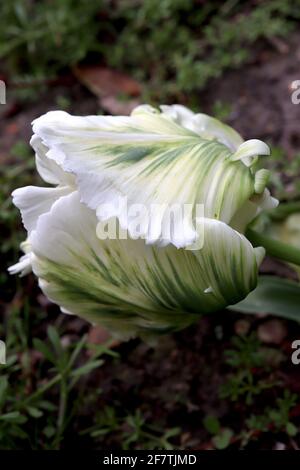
[10,104,279,338]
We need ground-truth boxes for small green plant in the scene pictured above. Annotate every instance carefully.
[212,428,234,450]
[81,406,120,440]
[239,390,298,447]
[204,390,298,449]
[220,333,279,405]
[203,415,233,450]
[122,409,180,450]
[223,333,263,369]
[82,408,180,450]
[0,304,118,450]
[270,390,298,436]
[33,326,117,448]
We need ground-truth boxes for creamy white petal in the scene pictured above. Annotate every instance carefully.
[8,239,32,276]
[161,106,244,151]
[190,114,244,151]
[230,139,270,166]
[251,188,279,211]
[32,107,262,247]
[12,185,72,233]
[31,135,75,186]
[8,253,32,276]
[160,104,196,129]
[230,188,278,234]
[30,192,261,338]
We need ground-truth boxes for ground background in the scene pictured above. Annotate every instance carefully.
[1,0,300,450]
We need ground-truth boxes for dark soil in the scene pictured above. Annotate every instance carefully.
[202,33,300,156]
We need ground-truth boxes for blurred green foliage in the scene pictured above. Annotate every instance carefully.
[0,0,104,79]
[1,0,300,99]
[262,146,300,201]
[105,0,299,99]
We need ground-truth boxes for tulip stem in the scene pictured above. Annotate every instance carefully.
[246,227,300,267]
[268,200,300,221]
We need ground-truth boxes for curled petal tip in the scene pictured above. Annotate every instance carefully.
[8,253,32,277]
[230,139,270,165]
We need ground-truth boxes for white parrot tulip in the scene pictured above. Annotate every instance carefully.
[10,104,277,338]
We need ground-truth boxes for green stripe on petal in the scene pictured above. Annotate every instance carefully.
[160,106,244,151]
[30,192,261,339]
[32,107,259,247]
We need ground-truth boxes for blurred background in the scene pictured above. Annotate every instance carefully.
[1,0,300,450]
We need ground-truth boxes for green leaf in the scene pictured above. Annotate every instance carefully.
[0,411,27,424]
[39,400,57,412]
[0,376,8,404]
[67,334,87,369]
[229,276,300,322]
[27,406,43,418]
[33,338,55,363]
[71,359,103,378]
[203,415,220,435]
[91,428,110,438]
[43,425,56,438]
[164,427,180,440]
[212,428,233,449]
[47,326,62,355]
[286,422,298,437]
